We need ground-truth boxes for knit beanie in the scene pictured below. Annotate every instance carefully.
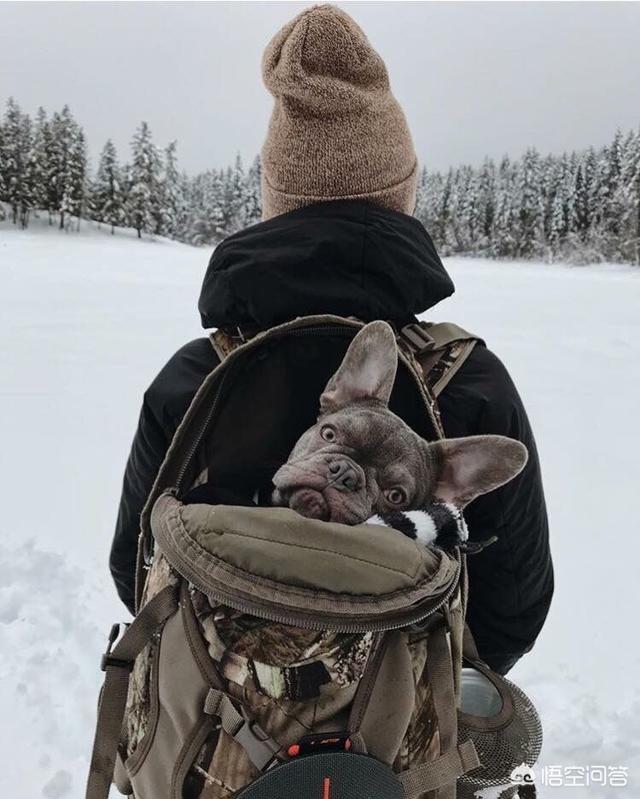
[260,4,418,220]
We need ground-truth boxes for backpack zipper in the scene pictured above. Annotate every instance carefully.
[157,521,461,635]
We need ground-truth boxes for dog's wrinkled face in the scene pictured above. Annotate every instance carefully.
[272,404,434,524]
[272,321,528,525]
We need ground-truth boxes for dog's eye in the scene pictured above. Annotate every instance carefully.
[386,488,406,505]
[320,425,336,443]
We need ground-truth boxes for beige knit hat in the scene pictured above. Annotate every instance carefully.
[260,4,418,220]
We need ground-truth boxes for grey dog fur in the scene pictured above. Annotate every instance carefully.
[272,321,528,526]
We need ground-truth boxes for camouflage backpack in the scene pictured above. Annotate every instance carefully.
[85,316,542,799]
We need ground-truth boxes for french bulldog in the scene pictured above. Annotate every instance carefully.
[272,321,528,548]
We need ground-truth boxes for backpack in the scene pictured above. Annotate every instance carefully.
[85,316,542,799]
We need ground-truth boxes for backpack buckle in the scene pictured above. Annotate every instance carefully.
[233,708,280,770]
[400,323,436,354]
[100,623,133,672]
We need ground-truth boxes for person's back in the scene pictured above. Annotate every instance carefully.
[110,4,553,676]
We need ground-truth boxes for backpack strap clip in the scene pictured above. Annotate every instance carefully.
[100,623,133,673]
[204,688,280,770]
[398,320,484,400]
[399,322,437,354]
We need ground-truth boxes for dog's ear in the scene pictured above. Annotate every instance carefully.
[428,435,528,508]
[320,321,398,414]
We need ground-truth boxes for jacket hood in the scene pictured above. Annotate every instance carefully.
[198,200,454,330]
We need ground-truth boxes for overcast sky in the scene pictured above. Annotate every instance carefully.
[1,2,639,175]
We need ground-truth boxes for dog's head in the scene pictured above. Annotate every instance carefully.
[272,321,528,524]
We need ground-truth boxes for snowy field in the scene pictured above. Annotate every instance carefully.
[1,216,639,798]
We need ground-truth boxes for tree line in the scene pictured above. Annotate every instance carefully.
[1,97,639,264]
[414,131,640,265]
[0,99,261,242]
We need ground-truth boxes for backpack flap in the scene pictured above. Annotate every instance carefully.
[151,493,461,634]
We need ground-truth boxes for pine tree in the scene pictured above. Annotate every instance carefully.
[189,169,226,246]
[245,156,262,226]
[599,130,624,241]
[515,148,543,257]
[0,119,6,215]
[477,158,497,255]
[49,105,83,229]
[229,154,246,232]
[493,157,516,257]
[91,139,125,233]
[43,111,61,223]
[568,156,590,240]
[126,121,162,238]
[549,154,570,255]
[617,129,640,263]
[28,107,51,214]
[415,166,449,245]
[160,140,183,238]
[582,147,599,231]
[63,126,87,229]
[2,98,35,228]
[437,169,454,253]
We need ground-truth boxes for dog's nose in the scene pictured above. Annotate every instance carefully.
[328,459,360,491]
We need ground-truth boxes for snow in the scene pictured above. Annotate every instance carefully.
[1,216,639,797]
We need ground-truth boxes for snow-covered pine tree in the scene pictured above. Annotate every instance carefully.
[549,154,570,256]
[245,156,262,226]
[44,110,62,224]
[2,98,35,228]
[413,166,429,227]
[492,156,516,257]
[436,168,454,254]
[63,126,87,230]
[453,165,480,254]
[466,168,482,254]
[590,144,616,257]
[28,107,51,215]
[92,139,125,233]
[477,158,497,256]
[126,121,162,238]
[185,171,205,245]
[598,130,624,246]
[220,154,248,235]
[48,105,82,229]
[567,154,590,241]
[49,106,69,227]
[0,119,6,217]
[188,169,226,246]
[581,146,598,233]
[424,171,445,247]
[537,155,557,261]
[617,128,640,264]
[515,148,543,258]
[160,140,183,238]
[172,170,192,241]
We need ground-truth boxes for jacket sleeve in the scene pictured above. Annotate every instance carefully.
[437,344,554,674]
[110,338,219,614]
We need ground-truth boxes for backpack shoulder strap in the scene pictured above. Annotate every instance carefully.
[397,321,483,399]
[348,627,480,797]
[85,586,179,799]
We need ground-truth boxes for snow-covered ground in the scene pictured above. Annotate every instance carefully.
[1,216,639,798]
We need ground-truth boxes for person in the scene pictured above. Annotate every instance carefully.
[110,4,553,676]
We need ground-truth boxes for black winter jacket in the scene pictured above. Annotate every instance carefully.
[110,200,553,675]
